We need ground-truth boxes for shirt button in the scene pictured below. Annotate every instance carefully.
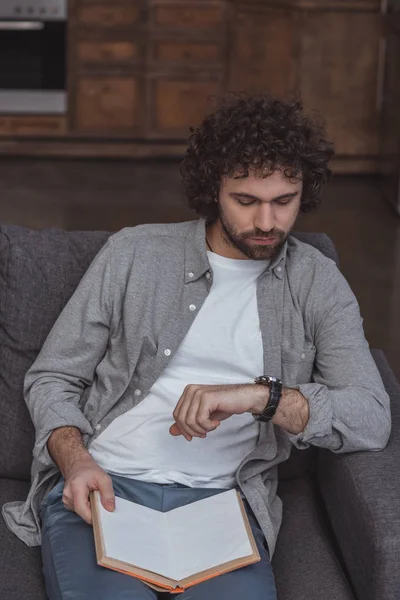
[189,304,196,311]
[164,349,171,357]
[95,424,101,431]
[205,272,211,280]
[134,389,142,397]
[188,272,194,278]
[277,266,282,272]
[301,353,306,359]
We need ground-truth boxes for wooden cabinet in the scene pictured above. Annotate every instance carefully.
[0,0,385,171]
[228,5,296,98]
[75,77,138,132]
[77,41,139,64]
[70,0,144,136]
[151,3,224,28]
[0,116,66,137]
[146,0,227,137]
[149,78,221,134]
[299,10,381,157]
[380,7,400,214]
[77,4,141,27]
[150,41,221,65]
[229,0,383,172]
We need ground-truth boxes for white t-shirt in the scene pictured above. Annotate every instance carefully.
[89,251,269,489]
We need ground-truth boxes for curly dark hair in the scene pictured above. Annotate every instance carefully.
[180,93,334,220]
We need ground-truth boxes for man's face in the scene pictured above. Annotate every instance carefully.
[216,169,303,261]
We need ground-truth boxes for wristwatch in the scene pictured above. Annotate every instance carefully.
[252,376,283,422]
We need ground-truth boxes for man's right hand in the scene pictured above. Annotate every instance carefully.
[62,453,115,524]
[47,426,115,525]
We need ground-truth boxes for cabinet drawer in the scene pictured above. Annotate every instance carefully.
[152,41,221,64]
[77,41,139,63]
[151,79,220,134]
[0,116,66,136]
[78,5,141,27]
[153,5,223,28]
[75,77,138,131]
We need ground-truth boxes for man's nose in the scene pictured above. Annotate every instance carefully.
[254,205,275,233]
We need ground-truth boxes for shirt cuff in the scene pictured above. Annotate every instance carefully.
[286,383,333,449]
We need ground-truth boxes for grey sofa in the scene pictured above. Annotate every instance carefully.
[0,223,399,600]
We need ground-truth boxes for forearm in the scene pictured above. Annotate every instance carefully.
[48,426,92,477]
[251,385,309,434]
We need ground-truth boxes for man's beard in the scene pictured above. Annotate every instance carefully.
[219,207,289,261]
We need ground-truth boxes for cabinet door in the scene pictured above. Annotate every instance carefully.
[77,41,139,65]
[299,11,381,157]
[77,4,141,27]
[149,78,221,137]
[150,40,222,66]
[228,6,295,97]
[152,4,224,29]
[0,116,66,136]
[75,77,138,133]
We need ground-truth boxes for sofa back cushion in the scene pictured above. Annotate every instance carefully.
[0,225,338,481]
[0,225,111,479]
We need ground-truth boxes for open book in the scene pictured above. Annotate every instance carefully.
[90,488,260,593]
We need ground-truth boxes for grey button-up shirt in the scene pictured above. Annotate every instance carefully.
[1,218,391,556]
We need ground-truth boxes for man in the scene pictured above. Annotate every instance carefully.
[2,94,391,600]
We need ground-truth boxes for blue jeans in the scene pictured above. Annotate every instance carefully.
[40,474,277,600]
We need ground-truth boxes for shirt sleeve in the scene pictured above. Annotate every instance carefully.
[287,263,391,453]
[23,237,114,467]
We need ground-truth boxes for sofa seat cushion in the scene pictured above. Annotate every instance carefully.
[273,477,355,600]
[0,478,46,600]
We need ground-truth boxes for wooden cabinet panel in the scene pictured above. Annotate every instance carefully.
[151,41,221,64]
[153,5,223,28]
[78,5,141,27]
[75,77,138,131]
[77,41,139,63]
[152,79,220,134]
[0,116,66,136]
[229,7,295,97]
[299,12,381,156]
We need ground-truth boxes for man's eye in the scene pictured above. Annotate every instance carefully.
[238,200,255,206]
[275,200,291,206]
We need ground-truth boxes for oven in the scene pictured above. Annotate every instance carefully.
[0,0,67,114]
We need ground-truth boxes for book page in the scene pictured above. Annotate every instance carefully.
[166,489,254,581]
[97,495,175,580]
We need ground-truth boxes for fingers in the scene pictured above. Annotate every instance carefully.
[172,386,193,441]
[169,422,184,436]
[62,487,74,512]
[178,394,208,438]
[173,386,221,440]
[62,472,115,525]
[69,482,93,524]
[97,474,116,512]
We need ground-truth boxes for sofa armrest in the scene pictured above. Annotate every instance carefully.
[316,349,400,600]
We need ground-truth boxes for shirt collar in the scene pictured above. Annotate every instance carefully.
[184,218,288,283]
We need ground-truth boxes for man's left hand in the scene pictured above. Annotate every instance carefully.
[169,383,267,441]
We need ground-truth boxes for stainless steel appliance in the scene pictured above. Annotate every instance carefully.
[0,0,67,114]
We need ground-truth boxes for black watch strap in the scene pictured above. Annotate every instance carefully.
[253,376,283,422]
